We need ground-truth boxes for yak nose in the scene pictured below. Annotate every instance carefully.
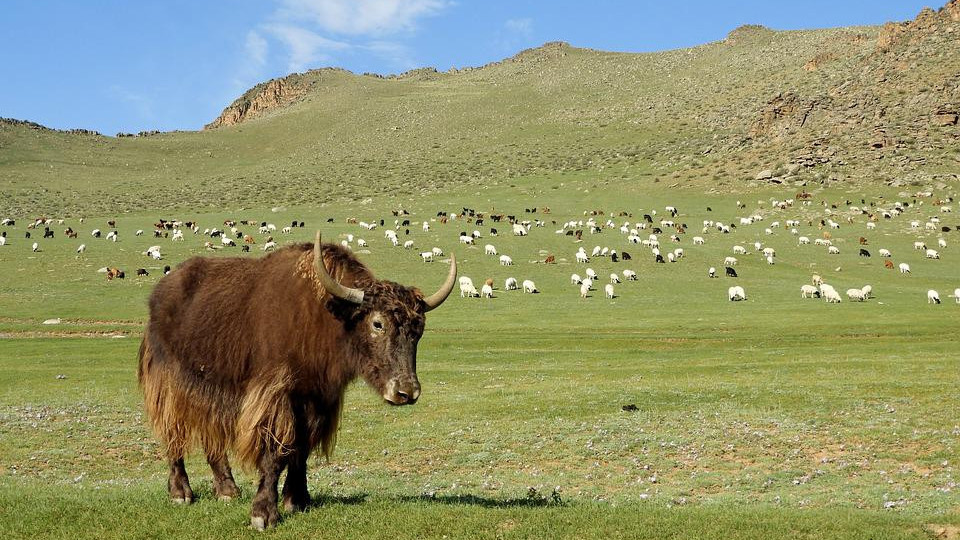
[385,379,421,405]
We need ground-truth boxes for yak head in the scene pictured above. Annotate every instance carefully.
[313,232,456,405]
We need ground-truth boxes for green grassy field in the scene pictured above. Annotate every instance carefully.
[1,176,958,538]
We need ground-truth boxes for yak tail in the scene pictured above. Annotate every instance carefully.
[235,368,297,469]
[139,331,232,462]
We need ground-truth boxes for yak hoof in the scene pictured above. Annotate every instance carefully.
[171,496,191,504]
[250,516,266,531]
[218,494,235,502]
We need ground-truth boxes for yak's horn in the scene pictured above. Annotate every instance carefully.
[314,232,364,304]
[423,254,457,312]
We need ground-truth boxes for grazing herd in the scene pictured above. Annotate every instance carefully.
[1,190,957,310]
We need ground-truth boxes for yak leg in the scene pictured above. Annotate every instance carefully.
[206,452,240,501]
[167,457,194,503]
[281,440,311,512]
[250,450,286,530]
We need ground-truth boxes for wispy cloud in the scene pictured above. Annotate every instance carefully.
[264,24,350,72]
[234,0,450,76]
[277,0,449,36]
[504,17,533,39]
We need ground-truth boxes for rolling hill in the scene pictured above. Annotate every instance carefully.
[0,1,957,217]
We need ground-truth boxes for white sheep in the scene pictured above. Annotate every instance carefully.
[925,249,940,259]
[693,236,705,245]
[499,254,513,266]
[762,247,775,258]
[938,238,947,248]
[581,278,593,291]
[420,251,434,262]
[222,236,235,246]
[812,274,823,286]
[135,229,144,236]
[733,245,746,255]
[76,244,86,254]
[622,269,637,281]
[579,282,590,298]
[505,277,519,290]
[724,256,737,266]
[899,263,911,274]
[481,284,494,298]
[458,235,473,245]
[485,244,497,256]
[585,268,597,280]
[827,246,840,255]
[953,288,960,303]
[861,284,873,298]
[846,288,866,302]
[357,239,367,247]
[914,241,927,250]
[766,255,775,265]
[610,273,621,284]
[928,289,941,304]
[800,285,820,298]
[32,242,39,252]
[727,285,746,301]
[576,251,589,263]
[522,280,538,293]
[281,226,292,234]
[431,247,444,257]
[878,248,891,257]
[820,284,842,303]
[798,236,810,245]
[604,284,616,299]
[403,240,414,249]
[459,277,480,298]
[708,267,716,278]
[422,222,430,232]
[570,273,582,285]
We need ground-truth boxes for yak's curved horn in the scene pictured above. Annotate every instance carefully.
[314,232,364,304]
[423,254,457,312]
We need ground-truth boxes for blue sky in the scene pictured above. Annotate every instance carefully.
[0,0,938,135]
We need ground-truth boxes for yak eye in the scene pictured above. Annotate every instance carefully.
[373,320,384,331]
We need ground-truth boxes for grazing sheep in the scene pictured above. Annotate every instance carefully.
[431,247,443,257]
[846,288,866,302]
[820,284,842,303]
[693,236,705,245]
[800,285,820,298]
[914,241,927,250]
[604,284,615,298]
[505,277,518,290]
[724,256,738,266]
[828,246,840,255]
[925,249,940,259]
[762,247,775,258]
[221,236,235,246]
[570,273,582,285]
[576,251,589,264]
[798,236,810,245]
[609,273,621,284]
[579,282,590,298]
[481,284,494,298]
[420,251,434,262]
[861,285,873,298]
[522,280,538,293]
[878,248,891,257]
[585,268,597,280]
[499,254,513,266]
[928,289,941,304]
[728,285,746,301]
[76,244,86,254]
[403,240,415,249]
[733,245,746,255]
[953,288,960,304]
[812,274,823,286]
[262,241,277,251]
[31,242,39,252]
[485,244,497,255]
[459,281,480,298]
[623,269,638,281]
[899,263,911,274]
[356,239,367,247]
[708,267,716,278]
[581,278,593,291]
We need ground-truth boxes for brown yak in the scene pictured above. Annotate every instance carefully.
[139,232,456,529]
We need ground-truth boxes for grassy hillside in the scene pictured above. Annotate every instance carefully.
[1,3,957,218]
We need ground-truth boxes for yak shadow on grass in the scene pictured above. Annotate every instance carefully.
[307,491,562,509]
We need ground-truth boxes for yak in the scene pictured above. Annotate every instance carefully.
[139,232,456,529]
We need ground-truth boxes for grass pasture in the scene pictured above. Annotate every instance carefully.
[1,177,959,538]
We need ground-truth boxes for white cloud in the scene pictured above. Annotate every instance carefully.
[264,24,350,72]
[504,17,533,39]
[278,0,449,36]
[245,30,269,66]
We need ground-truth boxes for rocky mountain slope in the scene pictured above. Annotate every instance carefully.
[1,2,957,215]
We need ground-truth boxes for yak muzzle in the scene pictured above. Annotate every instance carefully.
[383,378,421,405]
